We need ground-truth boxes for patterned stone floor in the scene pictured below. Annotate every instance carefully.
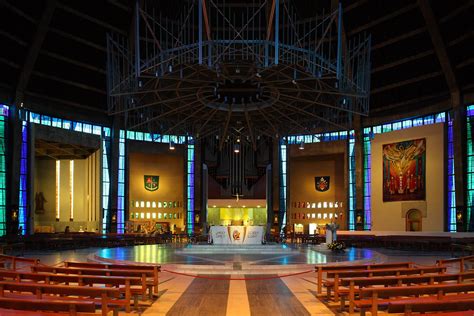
[16,246,456,315]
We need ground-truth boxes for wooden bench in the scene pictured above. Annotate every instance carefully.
[0,269,145,312]
[355,282,474,316]
[437,255,474,272]
[31,265,153,298]
[0,254,40,270]
[340,271,474,313]
[315,261,414,294]
[64,261,160,293]
[0,281,121,316]
[408,311,474,316]
[326,266,446,301]
[387,296,474,315]
[0,296,98,315]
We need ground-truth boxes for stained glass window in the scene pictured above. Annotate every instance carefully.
[187,140,195,234]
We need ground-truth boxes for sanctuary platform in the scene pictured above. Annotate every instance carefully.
[92,243,383,274]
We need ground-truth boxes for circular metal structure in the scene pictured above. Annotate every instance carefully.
[107,0,371,141]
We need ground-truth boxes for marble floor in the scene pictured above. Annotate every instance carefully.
[14,246,458,315]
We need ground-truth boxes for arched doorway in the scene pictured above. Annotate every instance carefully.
[406,209,422,232]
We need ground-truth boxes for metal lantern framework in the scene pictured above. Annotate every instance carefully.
[106,0,371,146]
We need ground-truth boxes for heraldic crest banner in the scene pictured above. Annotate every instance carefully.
[144,175,159,191]
[315,176,330,192]
[383,138,426,202]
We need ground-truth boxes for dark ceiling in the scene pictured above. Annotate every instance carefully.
[35,139,98,160]
[0,0,472,126]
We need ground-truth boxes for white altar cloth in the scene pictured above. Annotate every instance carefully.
[209,226,264,245]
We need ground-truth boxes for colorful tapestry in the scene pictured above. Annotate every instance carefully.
[383,138,426,202]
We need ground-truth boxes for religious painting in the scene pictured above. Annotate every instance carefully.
[315,176,330,192]
[383,138,426,202]
[144,175,159,191]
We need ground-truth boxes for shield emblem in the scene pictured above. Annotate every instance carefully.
[315,176,330,192]
[144,175,159,191]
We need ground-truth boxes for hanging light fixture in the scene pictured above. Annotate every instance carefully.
[233,143,240,153]
[169,141,175,150]
[299,141,305,150]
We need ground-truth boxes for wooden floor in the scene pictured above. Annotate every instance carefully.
[164,274,312,316]
[166,275,230,316]
[245,275,310,316]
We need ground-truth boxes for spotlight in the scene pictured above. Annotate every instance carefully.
[292,79,297,85]
[233,143,240,153]
[299,141,305,150]
[256,72,261,78]
[169,141,175,150]
[138,80,142,87]
[168,64,173,72]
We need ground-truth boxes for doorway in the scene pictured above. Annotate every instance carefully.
[406,209,422,232]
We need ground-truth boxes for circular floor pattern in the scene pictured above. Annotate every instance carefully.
[93,244,385,274]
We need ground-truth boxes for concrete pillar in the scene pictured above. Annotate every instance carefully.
[201,163,208,233]
[272,138,280,228]
[7,106,22,235]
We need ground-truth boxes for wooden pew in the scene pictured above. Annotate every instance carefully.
[0,254,40,270]
[0,281,121,316]
[0,269,142,312]
[326,266,446,301]
[355,282,474,316]
[64,261,160,293]
[437,255,474,272]
[340,271,474,313]
[315,261,414,293]
[387,296,474,315]
[0,296,98,316]
[404,310,474,316]
[31,265,153,298]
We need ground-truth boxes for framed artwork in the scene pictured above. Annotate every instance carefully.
[383,138,426,202]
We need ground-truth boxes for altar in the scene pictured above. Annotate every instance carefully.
[209,226,264,245]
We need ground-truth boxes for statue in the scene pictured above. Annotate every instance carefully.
[325,221,339,244]
[35,192,47,214]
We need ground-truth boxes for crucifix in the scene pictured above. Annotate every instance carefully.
[232,193,244,202]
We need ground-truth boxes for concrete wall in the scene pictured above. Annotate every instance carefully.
[129,152,184,232]
[33,151,101,232]
[288,140,347,232]
[371,123,445,231]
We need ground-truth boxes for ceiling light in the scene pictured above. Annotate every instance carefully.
[299,141,305,150]
[233,143,240,153]
[169,141,175,150]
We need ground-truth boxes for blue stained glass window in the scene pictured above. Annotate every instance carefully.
[18,121,28,235]
[116,130,126,234]
[0,106,8,236]
[466,105,474,231]
[187,141,195,234]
